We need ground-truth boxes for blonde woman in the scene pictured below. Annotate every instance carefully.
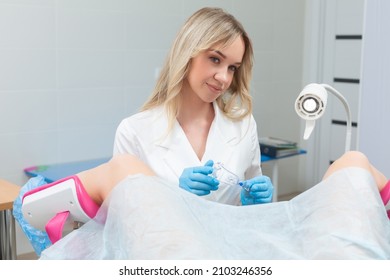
[113,7,272,205]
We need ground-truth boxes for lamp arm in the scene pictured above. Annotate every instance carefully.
[321,84,352,152]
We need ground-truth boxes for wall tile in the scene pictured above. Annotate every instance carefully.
[57,8,125,50]
[0,0,55,6]
[183,0,234,16]
[233,0,273,20]
[0,4,55,49]
[57,87,125,128]
[0,50,56,90]
[124,50,166,86]
[125,14,182,50]
[0,90,57,133]
[57,0,125,11]
[57,49,124,88]
[57,126,116,162]
[124,86,155,116]
[0,131,58,176]
[124,0,181,16]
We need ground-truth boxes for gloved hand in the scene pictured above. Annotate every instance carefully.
[179,160,219,196]
[240,175,274,205]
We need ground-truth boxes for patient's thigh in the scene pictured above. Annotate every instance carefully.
[78,154,156,204]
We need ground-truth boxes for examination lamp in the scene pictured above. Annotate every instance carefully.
[295,83,352,152]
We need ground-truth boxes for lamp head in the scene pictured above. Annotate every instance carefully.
[295,83,328,140]
[295,83,352,152]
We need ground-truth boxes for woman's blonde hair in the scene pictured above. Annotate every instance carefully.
[141,7,254,130]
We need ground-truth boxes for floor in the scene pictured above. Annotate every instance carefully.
[17,251,38,260]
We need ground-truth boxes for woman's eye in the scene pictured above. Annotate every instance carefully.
[229,65,238,72]
[210,57,220,64]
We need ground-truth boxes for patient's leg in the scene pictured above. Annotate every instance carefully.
[322,151,388,192]
[77,154,156,205]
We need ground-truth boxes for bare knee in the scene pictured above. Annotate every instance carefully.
[322,151,370,180]
[88,154,155,202]
[338,151,369,163]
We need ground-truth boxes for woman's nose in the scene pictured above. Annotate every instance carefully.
[214,68,229,84]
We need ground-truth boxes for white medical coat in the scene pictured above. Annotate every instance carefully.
[113,102,262,205]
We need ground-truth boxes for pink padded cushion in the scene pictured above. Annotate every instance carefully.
[45,211,70,244]
[380,180,390,206]
[23,175,99,219]
[380,180,390,219]
[72,175,99,219]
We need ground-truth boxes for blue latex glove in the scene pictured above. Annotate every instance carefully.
[240,175,274,205]
[179,160,219,196]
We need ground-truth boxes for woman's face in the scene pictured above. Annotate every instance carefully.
[183,36,245,104]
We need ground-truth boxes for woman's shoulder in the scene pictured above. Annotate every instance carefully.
[115,107,167,139]
[120,106,165,125]
[215,100,254,123]
[216,105,255,125]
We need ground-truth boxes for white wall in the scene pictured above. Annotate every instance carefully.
[0,0,305,256]
[359,0,390,178]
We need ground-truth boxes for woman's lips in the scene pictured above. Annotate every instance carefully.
[207,83,223,93]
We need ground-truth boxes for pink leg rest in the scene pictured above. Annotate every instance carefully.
[72,175,100,219]
[23,175,100,219]
[380,180,390,206]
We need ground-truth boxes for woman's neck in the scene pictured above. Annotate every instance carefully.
[176,95,215,160]
[177,97,214,125]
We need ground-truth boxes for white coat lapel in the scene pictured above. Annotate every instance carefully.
[202,102,236,165]
[158,120,201,178]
